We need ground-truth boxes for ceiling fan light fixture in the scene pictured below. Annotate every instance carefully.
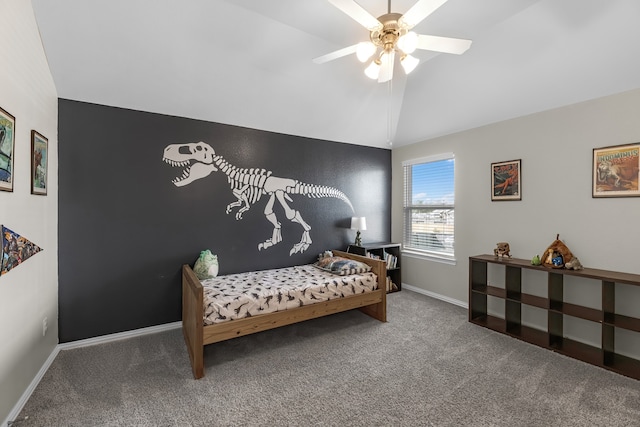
[397,31,418,54]
[356,41,377,63]
[320,0,472,84]
[400,54,420,74]
[364,59,381,79]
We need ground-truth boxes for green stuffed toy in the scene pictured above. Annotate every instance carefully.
[193,250,219,280]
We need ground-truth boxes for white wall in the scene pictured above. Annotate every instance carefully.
[0,0,58,422]
[392,88,640,311]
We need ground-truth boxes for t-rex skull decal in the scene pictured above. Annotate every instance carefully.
[162,142,218,187]
[163,141,355,255]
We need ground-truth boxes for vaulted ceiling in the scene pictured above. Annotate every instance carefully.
[32,0,640,149]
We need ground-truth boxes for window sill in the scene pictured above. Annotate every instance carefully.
[402,249,457,266]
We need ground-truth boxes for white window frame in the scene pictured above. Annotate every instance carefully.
[402,153,456,265]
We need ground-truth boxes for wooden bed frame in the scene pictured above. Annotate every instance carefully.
[182,250,387,379]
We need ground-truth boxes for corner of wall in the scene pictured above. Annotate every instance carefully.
[0,0,59,423]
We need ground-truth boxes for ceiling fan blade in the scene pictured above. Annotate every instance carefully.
[313,44,358,64]
[327,0,383,32]
[399,0,448,29]
[378,50,395,83]
[416,34,472,54]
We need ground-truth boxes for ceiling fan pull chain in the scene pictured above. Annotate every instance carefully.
[387,79,393,146]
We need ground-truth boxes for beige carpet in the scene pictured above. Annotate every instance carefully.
[17,291,640,426]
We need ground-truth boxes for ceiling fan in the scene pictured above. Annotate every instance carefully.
[314,0,472,82]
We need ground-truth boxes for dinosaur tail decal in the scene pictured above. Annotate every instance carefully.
[286,182,355,213]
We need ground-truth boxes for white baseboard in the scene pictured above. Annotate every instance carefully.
[58,321,182,350]
[3,345,61,427]
[402,283,468,309]
[4,321,182,426]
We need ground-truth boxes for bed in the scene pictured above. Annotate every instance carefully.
[182,250,387,379]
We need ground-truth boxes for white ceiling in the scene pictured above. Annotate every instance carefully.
[32,0,640,149]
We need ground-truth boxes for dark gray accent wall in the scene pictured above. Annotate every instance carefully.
[58,99,391,342]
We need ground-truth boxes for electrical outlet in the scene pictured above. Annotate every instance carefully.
[42,317,48,337]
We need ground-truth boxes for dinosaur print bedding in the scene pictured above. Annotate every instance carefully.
[201,264,378,325]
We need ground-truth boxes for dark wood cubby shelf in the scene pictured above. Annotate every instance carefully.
[469,254,640,381]
[348,242,401,293]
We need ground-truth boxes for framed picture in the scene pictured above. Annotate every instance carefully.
[0,106,16,192]
[491,159,521,201]
[592,143,640,198]
[31,130,48,195]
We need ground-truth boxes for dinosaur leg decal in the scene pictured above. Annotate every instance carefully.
[274,191,312,255]
[289,210,312,255]
[258,193,282,251]
[226,185,251,220]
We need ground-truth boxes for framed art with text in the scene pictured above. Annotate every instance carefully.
[491,159,521,201]
[31,130,48,195]
[0,106,16,192]
[592,143,640,198]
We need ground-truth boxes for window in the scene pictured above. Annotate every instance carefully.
[403,153,455,261]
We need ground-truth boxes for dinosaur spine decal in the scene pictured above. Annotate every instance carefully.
[162,142,354,255]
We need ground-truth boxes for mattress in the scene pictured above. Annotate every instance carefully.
[201,264,378,325]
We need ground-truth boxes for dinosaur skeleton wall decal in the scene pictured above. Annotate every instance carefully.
[162,142,354,255]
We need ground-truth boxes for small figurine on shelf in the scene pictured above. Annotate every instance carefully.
[494,242,511,259]
[552,252,564,267]
[545,248,554,265]
[531,254,542,265]
[565,257,584,270]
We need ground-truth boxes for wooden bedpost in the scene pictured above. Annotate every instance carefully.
[333,250,387,322]
[182,265,205,379]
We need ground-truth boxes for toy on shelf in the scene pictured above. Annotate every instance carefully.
[541,234,574,269]
[494,242,511,259]
[565,257,584,270]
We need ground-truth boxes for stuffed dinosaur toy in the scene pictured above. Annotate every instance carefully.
[193,249,219,280]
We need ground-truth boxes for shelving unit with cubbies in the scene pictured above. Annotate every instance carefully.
[349,242,402,293]
[469,254,640,380]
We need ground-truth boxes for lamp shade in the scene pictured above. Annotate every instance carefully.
[350,216,367,231]
[356,41,376,63]
[401,54,420,74]
[397,31,418,54]
[364,60,380,80]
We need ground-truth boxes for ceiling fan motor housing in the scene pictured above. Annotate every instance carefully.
[371,13,406,52]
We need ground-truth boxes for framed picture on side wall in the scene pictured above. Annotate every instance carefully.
[592,143,640,198]
[0,106,16,192]
[491,159,521,201]
[31,130,48,195]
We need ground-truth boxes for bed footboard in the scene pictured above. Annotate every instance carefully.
[182,264,204,379]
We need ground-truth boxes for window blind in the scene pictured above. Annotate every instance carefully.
[403,153,455,257]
